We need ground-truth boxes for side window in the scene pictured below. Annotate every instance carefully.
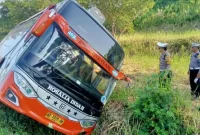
[0,14,41,60]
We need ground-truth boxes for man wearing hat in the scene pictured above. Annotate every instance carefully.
[188,43,200,98]
[157,42,172,87]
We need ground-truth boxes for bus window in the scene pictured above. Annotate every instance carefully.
[0,13,41,60]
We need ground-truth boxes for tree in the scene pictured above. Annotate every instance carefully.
[0,0,155,39]
[1,0,62,23]
[0,0,63,40]
[78,0,154,35]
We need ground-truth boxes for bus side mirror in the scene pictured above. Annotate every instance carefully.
[31,6,56,37]
[88,7,106,24]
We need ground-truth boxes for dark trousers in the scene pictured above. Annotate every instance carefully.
[159,70,172,87]
[190,70,200,97]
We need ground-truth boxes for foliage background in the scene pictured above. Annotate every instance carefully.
[1,0,200,39]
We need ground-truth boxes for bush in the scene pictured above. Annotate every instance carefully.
[129,74,197,135]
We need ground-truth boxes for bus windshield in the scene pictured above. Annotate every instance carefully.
[22,24,112,98]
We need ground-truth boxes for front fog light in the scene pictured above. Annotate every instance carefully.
[5,89,19,106]
[14,72,37,98]
[80,121,96,128]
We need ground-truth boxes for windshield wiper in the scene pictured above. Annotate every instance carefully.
[32,72,68,81]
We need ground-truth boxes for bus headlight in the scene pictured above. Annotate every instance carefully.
[14,72,37,98]
[80,120,96,128]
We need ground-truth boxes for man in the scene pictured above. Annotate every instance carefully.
[188,43,200,98]
[157,42,172,87]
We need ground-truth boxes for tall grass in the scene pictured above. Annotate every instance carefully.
[118,31,200,56]
[118,31,200,84]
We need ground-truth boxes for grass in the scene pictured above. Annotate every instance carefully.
[119,31,196,85]
[0,31,200,135]
[118,31,200,44]
[0,104,63,135]
[123,54,190,83]
[93,75,200,135]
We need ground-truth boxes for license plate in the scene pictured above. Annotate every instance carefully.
[45,112,65,125]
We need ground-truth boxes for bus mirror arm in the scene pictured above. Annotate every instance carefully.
[118,71,131,82]
[31,7,56,37]
[124,76,131,82]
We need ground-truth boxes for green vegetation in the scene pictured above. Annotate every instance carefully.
[135,0,200,31]
[119,31,200,82]
[1,0,200,39]
[93,74,200,135]
[79,0,154,35]
[0,0,62,40]
[0,104,63,135]
[0,0,154,40]
[1,0,200,135]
